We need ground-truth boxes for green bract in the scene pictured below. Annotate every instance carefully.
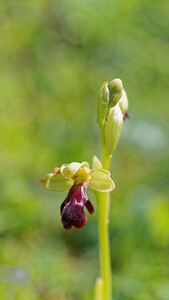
[40,160,115,193]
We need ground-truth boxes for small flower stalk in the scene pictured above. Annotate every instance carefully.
[40,78,129,300]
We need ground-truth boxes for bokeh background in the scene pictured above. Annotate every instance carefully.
[0,0,169,299]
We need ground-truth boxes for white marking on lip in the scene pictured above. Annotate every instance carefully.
[74,199,83,206]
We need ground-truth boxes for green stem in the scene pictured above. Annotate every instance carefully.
[97,143,112,300]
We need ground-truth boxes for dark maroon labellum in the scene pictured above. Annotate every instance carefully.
[60,182,94,230]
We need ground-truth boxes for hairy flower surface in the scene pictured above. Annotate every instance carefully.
[40,160,115,230]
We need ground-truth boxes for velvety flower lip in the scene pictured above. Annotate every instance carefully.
[40,160,115,230]
[61,182,94,230]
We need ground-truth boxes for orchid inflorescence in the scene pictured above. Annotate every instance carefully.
[40,78,128,231]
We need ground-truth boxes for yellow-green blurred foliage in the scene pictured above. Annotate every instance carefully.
[0,0,169,299]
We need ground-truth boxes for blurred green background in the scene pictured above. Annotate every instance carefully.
[0,0,169,299]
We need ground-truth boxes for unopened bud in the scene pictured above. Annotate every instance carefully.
[92,155,102,169]
[119,89,128,114]
[107,78,123,108]
[97,82,109,129]
[104,103,123,156]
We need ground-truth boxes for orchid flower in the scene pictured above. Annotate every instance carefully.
[40,161,115,230]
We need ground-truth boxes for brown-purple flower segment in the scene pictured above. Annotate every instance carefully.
[123,113,130,121]
[60,182,94,230]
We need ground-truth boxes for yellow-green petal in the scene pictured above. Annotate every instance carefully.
[89,169,115,192]
[60,162,90,178]
[40,173,73,192]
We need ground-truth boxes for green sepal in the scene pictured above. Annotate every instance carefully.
[89,169,115,192]
[40,173,73,192]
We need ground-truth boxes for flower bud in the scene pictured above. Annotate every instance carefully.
[97,82,109,129]
[92,155,102,169]
[107,78,123,108]
[104,103,123,156]
[119,89,128,114]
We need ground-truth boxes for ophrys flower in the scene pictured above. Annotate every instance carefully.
[40,161,115,230]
